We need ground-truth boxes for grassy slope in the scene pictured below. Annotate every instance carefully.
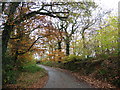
[3,64,48,88]
[71,55,120,88]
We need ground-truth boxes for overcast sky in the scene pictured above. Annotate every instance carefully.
[95,0,119,15]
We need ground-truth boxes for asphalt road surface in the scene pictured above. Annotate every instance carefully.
[38,65,93,88]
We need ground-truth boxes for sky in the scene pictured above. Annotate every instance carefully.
[94,0,119,15]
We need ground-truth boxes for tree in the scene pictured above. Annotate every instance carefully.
[52,2,98,56]
[72,16,118,57]
[92,16,118,56]
[1,2,69,59]
[1,2,70,84]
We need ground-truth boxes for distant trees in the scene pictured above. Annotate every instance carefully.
[51,2,98,56]
[92,16,118,55]
[71,16,118,57]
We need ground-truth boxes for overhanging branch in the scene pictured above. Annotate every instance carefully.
[14,11,69,25]
[17,36,43,55]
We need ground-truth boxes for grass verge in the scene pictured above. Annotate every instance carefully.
[3,64,48,88]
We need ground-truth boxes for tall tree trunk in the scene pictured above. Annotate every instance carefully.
[66,41,70,56]
[58,41,62,50]
[14,51,19,69]
[2,2,20,59]
[58,41,62,63]
[82,32,86,48]
[2,24,13,59]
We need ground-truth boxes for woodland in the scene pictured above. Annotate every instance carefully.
[1,1,120,88]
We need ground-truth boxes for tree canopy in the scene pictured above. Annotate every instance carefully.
[1,1,119,86]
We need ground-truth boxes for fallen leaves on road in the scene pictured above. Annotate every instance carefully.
[72,72,117,88]
[50,66,118,89]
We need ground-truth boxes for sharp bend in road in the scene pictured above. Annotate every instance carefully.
[38,65,93,88]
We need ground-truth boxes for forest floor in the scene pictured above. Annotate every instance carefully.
[72,72,117,88]
[3,69,48,88]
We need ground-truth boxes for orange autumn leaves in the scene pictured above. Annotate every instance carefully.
[8,15,47,55]
[8,7,65,62]
[42,50,65,62]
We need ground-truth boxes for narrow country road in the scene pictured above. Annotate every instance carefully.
[38,65,94,88]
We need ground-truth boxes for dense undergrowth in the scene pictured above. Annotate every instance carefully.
[41,53,120,88]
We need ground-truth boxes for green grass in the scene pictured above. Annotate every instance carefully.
[41,61,64,68]
[19,64,45,73]
[3,64,47,88]
[41,61,54,67]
